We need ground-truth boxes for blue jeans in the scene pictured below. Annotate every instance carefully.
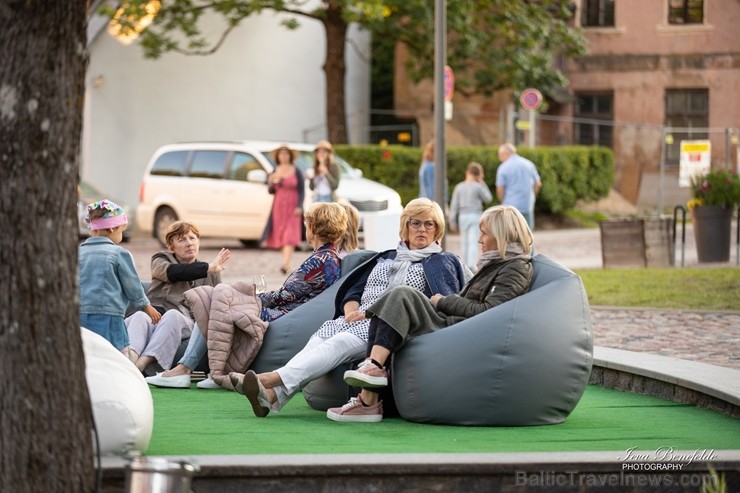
[178,324,207,370]
[521,210,535,231]
[458,212,481,269]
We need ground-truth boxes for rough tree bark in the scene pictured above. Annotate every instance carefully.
[0,2,94,492]
[322,5,349,144]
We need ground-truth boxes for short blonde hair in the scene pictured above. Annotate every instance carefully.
[165,221,201,249]
[337,203,360,253]
[480,205,533,257]
[304,202,348,245]
[399,198,445,242]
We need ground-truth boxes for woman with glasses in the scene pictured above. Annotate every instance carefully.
[328,205,533,422]
[231,198,469,418]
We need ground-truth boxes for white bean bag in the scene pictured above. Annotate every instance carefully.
[82,328,153,455]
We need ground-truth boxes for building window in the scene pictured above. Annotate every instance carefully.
[574,92,613,148]
[581,0,615,27]
[665,89,709,165]
[668,0,703,24]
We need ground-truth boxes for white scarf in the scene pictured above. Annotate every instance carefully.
[475,242,530,272]
[386,241,442,290]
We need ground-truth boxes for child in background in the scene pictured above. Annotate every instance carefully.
[449,162,493,270]
[79,199,161,355]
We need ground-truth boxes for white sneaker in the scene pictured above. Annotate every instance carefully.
[196,375,221,389]
[145,372,191,389]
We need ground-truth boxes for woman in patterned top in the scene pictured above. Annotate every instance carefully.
[146,202,348,389]
[230,198,469,417]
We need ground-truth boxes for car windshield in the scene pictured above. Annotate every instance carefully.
[261,151,358,178]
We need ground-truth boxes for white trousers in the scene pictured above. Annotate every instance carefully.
[458,212,481,269]
[125,310,194,370]
[273,332,366,412]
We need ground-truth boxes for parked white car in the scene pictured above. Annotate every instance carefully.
[136,141,403,246]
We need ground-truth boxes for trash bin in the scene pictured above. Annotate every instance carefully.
[125,457,199,493]
[362,211,401,252]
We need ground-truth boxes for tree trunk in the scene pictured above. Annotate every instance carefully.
[322,6,349,144]
[0,3,94,492]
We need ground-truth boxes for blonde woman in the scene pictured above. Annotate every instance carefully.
[231,198,468,417]
[329,205,534,422]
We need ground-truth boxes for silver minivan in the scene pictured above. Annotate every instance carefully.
[136,141,403,246]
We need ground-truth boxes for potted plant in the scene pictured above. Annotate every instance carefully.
[687,169,740,263]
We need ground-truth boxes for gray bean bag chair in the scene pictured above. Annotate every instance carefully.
[249,250,376,373]
[304,254,593,425]
[392,254,593,425]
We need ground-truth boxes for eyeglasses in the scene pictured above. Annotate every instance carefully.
[408,219,436,230]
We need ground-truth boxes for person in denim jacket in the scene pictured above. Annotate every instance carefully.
[79,199,160,355]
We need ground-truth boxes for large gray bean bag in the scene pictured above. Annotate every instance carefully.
[248,250,376,374]
[392,254,593,425]
[303,254,593,425]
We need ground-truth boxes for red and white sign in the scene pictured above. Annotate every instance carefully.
[520,88,543,111]
[444,65,455,102]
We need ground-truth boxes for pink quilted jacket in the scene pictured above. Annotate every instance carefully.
[184,282,269,390]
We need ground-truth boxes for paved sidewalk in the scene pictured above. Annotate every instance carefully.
[125,225,739,371]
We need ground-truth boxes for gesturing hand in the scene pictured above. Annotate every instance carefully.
[209,248,231,273]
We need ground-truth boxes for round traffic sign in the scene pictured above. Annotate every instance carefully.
[520,88,543,110]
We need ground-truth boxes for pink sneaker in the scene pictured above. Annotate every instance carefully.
[343,359,388,388]
[327,397,383,423]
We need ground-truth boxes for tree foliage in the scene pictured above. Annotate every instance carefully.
[100,0,586,141]
[383,0,587,100]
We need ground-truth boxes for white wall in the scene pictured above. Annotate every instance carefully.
[82,10,371,210]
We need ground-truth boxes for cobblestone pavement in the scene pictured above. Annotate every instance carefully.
[124,225,740,370]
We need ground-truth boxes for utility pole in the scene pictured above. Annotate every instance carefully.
[434,0,447,248]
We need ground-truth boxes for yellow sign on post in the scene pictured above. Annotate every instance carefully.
[678,140,711,188]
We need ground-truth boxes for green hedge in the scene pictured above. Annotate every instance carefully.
[335,145,615,214]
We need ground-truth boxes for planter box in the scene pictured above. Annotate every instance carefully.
[600,218,674,268]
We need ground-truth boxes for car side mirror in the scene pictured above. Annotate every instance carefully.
[247,169,268,183]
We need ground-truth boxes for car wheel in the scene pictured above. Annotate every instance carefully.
[154,207,177,247]
[239,239,260,249]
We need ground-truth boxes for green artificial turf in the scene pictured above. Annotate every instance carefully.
[145,385,740,456]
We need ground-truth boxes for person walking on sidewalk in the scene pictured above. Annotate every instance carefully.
[449,161,493,270]
[495,143,541,230]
